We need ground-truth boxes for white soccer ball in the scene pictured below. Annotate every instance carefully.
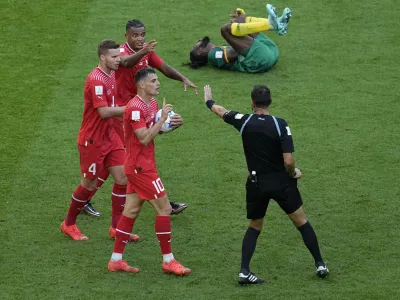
[155,109,175,133]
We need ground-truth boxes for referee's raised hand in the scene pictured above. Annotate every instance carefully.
[204,85,212,102]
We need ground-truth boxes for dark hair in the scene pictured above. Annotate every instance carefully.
[251,85,272,107]
[97,39,120,57]
[187,50,208,69]
[135,68,156,83]
[126,19,145,31]
[184,36,210,69]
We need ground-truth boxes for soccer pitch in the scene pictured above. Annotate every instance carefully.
[1,0,399,299]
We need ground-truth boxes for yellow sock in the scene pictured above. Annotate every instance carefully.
[245,16,268,23]
[231,20,273,37]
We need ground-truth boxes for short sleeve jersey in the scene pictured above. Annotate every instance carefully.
[123,95,159,174]
[223,111,294,174]
[77,67,118,145]
[116,42,164,106]
[208,46,235,71]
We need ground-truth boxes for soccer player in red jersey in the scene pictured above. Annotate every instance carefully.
[86,19,194,216]
[60,40,138,242]
[108,68,191,275]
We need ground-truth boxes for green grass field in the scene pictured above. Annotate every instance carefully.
[1,0,399,299]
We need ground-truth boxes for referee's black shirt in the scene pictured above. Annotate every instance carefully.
[223,110,294,175]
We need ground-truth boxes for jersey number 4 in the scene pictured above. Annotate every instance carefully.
[88,163,96,175]
[152,178,165,194]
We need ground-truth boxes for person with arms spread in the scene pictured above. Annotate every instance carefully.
[84,19,196,216]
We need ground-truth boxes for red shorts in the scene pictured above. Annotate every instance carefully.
[79,141,125,179]
[126,171,167,200]
[113,118,125,145]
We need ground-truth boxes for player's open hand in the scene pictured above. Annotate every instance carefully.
[204,85,213,103]
[142,40,157,54]
[161,98,173,121]
[170,114,184,128]
[183,78,198,95]
[293,168,302,179]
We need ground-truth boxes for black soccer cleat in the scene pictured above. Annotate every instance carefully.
[82,201,101,217]
[316,262,329,279]
[238,271,265,285]
[170,202,188,215]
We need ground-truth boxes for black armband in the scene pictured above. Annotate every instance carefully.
[206,100,216,110]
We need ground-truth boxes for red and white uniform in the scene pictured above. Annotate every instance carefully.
[77,67,124,178]
[116,42,164,106]
[123,95,166,200]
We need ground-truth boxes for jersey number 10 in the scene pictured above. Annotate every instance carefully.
[152,178,165,194]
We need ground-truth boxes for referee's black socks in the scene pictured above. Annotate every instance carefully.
[241,227,261,274]
[297,221,324,266]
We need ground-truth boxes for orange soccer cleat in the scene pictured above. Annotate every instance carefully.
[108,260,139,273]
[109,226,140,242]
[162,259,192,276]
[60,221,88,241]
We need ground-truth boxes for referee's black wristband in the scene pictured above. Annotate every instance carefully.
[206,100,215,110]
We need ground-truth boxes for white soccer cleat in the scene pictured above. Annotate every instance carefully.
[316,263,329,278]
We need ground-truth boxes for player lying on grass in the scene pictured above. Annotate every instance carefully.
[187,4,291,73]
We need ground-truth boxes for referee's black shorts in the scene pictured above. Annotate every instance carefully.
[245,173,303,220]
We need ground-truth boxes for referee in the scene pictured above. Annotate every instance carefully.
[203,84,329,284]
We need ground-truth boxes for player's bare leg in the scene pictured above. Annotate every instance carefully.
[220,23,254,54]
[288,207,329,278]
[108,165,139,242]
[61,177,97,240]
[108,192,143,273]
[149,195,191,276]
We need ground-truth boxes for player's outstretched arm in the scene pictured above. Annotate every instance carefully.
[121,40,157,68]
[157,63,198,95]
[134,99,172,146]
[203,85,227,118]
[97,106,125,119]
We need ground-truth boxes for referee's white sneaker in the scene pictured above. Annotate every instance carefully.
[316,263,329,278]
[238,271,265,285]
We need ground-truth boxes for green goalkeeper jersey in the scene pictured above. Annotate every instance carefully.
[207,34,279,73]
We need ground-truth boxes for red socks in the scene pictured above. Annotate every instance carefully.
[155,216,172,254]
[87,169,110,201]
[111,183,127,228]
[65,184,92,226]
[113,215,136,254]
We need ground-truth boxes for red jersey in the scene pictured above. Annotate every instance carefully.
[77,67,118,145]
[124,95,159,174]
[116,42,163,106]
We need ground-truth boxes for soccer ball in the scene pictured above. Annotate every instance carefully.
[155,109,175,133]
